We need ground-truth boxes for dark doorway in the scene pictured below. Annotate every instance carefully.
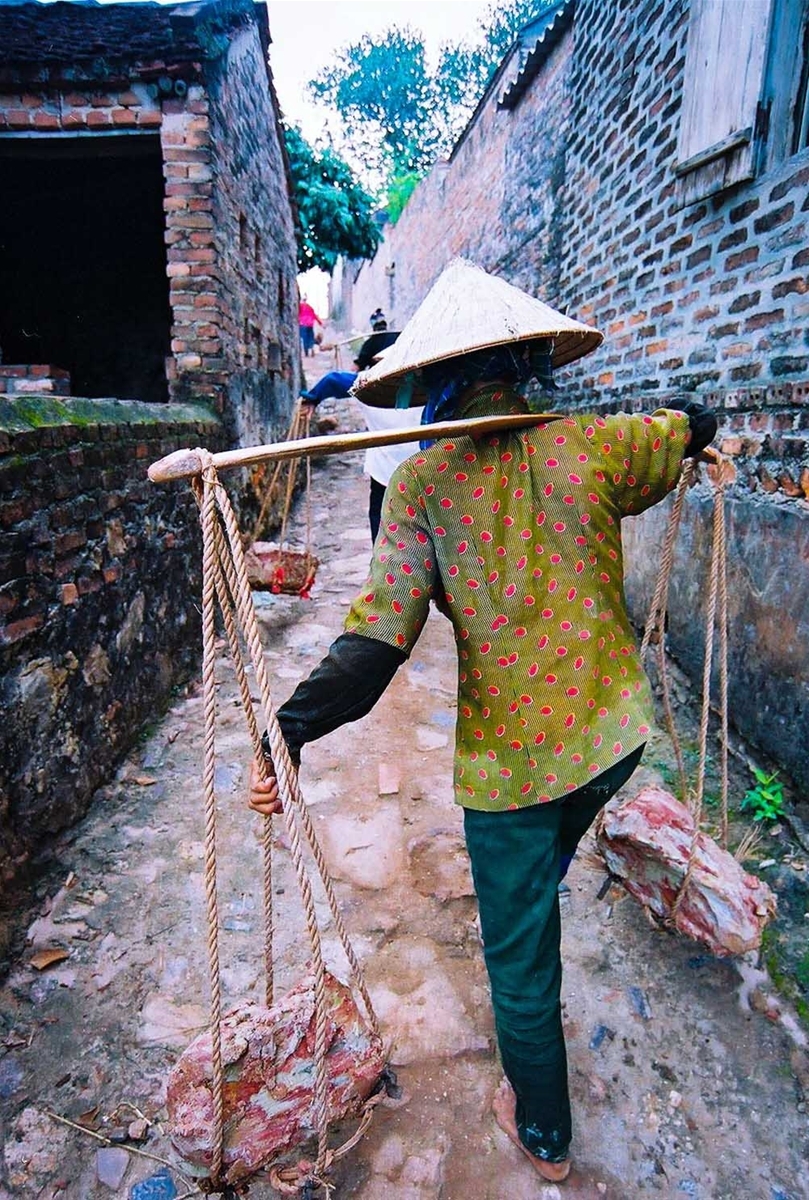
[0,133,172,403]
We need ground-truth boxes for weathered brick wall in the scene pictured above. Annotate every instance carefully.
[0,398,224,887]
[0,366,70,396]
[202,26,301,450]
[0,80,162,135]
[0,10,300,445]
[563,0,809,402]
[566,382,809,790]
[341,28,573,333]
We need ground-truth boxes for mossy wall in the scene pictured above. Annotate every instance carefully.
[0,396,225,887]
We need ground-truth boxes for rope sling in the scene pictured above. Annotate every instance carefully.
[146,412,565,1196]
[247,402,319,597]
[192,451,382,1196]
[638,453,732,921]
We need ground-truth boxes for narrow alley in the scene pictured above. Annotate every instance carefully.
[1,381,807,1200]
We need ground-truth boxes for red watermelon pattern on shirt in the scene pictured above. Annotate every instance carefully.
[345,389,690,812]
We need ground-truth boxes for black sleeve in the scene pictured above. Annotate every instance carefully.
[680,401,718,457]
[354,334,380,371]
[261,633,407,765]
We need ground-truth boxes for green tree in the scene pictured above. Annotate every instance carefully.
[283,125,381,272]
[436,0,557,140]
[309,1,558,194]
[309,27,440,181]
[385,170,421,224]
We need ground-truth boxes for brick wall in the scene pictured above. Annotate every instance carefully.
[202,26,301,450]
[0,6,300,447]
[0,366,70,396]
[563,0,809,402]
[0,398,224,889]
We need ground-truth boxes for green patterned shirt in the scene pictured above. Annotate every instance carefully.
[345,389,689,811]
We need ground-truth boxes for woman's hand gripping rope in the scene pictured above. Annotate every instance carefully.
[248,756,284,816]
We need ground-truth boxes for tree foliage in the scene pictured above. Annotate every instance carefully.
[283,125,381,272]
[309,0,558,193]
[385,171,421,225]
[309,28,440,180]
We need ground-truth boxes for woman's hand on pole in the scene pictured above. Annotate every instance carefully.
[248,757,283,816]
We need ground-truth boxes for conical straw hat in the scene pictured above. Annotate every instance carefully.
[352,258,603,408]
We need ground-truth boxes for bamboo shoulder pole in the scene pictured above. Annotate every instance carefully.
[147,412,562,485]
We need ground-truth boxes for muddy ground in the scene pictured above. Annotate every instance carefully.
[1,360,808,1200]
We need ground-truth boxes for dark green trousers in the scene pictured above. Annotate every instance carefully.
[463,746,643,1162]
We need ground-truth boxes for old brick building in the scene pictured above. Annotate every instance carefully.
[338,0,809,791]
[0,0,301,894]
[0,0,300,446]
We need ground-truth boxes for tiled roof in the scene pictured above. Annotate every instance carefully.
[0,0,258,80]
[498,0,575,110]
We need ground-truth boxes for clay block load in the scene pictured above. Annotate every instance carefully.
[244,542,319,596]
[596,785,777,957]
[167,971,385,1186]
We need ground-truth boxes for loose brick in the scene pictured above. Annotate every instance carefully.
[726,246,759,270]
[729,198,759,223]
[728,290,760,313]
[1,614,44,645]
[743,309,785,332]
[771,356,809,376]
[770,165,809,202]
[718,228,747,252]
[754,202,795,234]
[32,111,59,129]
[772,276,808,298]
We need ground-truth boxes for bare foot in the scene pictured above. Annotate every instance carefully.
[492,1078,572,1183]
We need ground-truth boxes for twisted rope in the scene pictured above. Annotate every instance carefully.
[267,1093,383,1195]
[212,473,379,1040]
[717,487,730,848]
[251,404,305,542]
[193,452,383,1189]
[640,463,694,804]
[198,454,225,1186]
[668,466,730,920]
[194,477,276,1008]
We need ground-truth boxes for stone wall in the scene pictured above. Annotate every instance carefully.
[0,397,224,886]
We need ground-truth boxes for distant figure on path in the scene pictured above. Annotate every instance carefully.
[298,296,323,357]
[252,260,717,1183]
[300,322,421,540]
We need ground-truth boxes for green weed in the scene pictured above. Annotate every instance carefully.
[740,768,785,823]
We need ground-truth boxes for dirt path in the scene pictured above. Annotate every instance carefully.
[1,392,807,1200]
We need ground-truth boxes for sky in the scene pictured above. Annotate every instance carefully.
[266,1,492,140]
